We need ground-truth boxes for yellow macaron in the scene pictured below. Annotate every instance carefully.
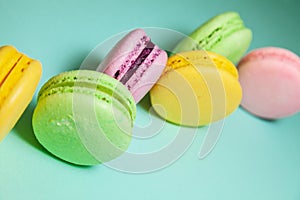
[0,45,42,141]
[150,50,242,126]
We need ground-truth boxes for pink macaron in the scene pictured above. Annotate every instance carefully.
[97,28,168,103]
[238,47,300,119]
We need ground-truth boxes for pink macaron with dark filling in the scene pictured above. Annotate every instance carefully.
[97,28,168,103]
[238,47,300,119]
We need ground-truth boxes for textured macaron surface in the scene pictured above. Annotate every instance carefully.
[32,70,136,165]
[238,47,300,119]
[0,45,42,142]
[150,50,242,126]
[173,12,252,64]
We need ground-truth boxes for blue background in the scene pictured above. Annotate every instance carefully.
[0,0,300,199]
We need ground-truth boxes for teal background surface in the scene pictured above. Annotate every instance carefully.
[1,0,300,199]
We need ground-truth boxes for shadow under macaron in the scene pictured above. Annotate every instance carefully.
[239,105,278,122]
[14,102,94,168]
[14,101,46,152]
[138,93,152,111]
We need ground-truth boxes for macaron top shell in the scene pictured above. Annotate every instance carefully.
[150,50,242,126]
[173,12,252,64]
[166,51,239,78]
[38,70,136,121]
[98,29,150,78]
[33,70,136,165]
[238,47,300,119]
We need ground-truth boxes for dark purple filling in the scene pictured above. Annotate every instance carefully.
[117,41,155,84]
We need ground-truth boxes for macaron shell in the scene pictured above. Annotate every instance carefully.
[167,51,239,78]
[0,46,22,82]
[38,70,136,121]
[98,29,148,76]
[209,28,252,64]
[173,12,243,52]
[97,28,168,103]
[74,89,133,164]
[192,12,245,40]
[32,70,135,165]
[33,87,133,165]
[33,92,100,165]
[32,70,136,165]
[238,47,300,119]
[0,46,42,141]
[150,51,242,126]
[172,11,252,63]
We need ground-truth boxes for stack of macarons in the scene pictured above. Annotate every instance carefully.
[1,11,299,166]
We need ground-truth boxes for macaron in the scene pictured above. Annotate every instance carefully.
[172,11,252,64]
[238,47,300,119]
[97,28,168,103]
[32,70,136,165]
[150,50,242,127]
[0,45,42,142]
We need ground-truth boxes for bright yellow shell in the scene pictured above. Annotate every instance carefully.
[150,50,242,126]
[0,46,42,141]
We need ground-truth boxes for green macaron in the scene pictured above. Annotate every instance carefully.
[173,11,252,64]
[32,70,136,166]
